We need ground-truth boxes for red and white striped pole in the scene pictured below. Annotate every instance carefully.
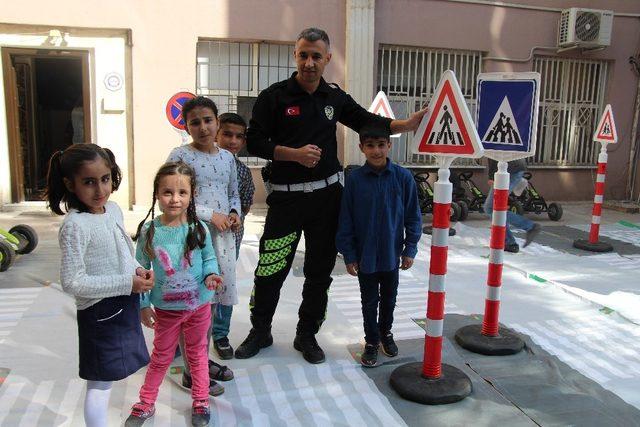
[481,161,509,336]
[573,143,613,253]
[422,166,452,378]
[454,160,524,356]
[589,143,608,244]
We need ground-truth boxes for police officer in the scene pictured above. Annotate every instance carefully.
[236,27,427,364]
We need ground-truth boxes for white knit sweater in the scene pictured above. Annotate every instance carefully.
[58,201,138,309]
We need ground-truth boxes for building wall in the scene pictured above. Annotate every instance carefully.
[1,0,639,207]
[376,0,640,201]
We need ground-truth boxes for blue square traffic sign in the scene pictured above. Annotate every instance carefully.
[476,74,540,159]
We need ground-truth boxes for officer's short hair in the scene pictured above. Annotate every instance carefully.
[297,28,330,48]
[359,123,390,144]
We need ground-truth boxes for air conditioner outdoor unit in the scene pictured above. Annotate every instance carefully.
[558,8,613,49]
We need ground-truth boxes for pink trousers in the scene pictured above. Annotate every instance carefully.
[139,303,211,404]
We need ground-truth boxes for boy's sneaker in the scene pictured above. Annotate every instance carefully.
[214,337,234,360]
[191,400,210,427]
[361,343,378,367]
[504,243,520,253]
[181,371,224,396]
[524,223,541,248]
[125,402,155,426]
[235,328,273,359]
[380,332,398,357]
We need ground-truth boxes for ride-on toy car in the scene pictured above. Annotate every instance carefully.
[509,172,563,221]
[0,224,39,272]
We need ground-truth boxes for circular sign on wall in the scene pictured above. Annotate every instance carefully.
[104,72,124,91]
[165,91,196,130]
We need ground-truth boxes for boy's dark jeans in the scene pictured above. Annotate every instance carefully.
[358,268,399,345]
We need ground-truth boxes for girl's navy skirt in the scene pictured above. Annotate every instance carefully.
[77,293,149,381]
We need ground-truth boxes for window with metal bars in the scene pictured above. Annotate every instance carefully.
[377,44,483,167]
[196,40,296,165]
[533,56,608,166]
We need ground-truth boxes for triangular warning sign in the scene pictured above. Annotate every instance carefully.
[412,71,483,158]
[482,97,523,146]
[368,91,400,138]
[593,104,617,144]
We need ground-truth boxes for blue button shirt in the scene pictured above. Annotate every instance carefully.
[336,159,422,274]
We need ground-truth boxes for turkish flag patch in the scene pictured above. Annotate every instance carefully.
[285,106,300,116]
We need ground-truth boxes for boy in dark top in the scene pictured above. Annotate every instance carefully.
[336,124,422,367]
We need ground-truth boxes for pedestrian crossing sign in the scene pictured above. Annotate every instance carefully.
[412,70,483,158]
[368,91,400,138]
[593,104,617,144]
[476,72,540,161]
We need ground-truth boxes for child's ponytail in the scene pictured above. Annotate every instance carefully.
[133,192,157,261]
[44,151,67,215]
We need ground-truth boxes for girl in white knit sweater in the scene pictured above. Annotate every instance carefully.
[45,144,155,427]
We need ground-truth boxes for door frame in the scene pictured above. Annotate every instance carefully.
[1,47,91,202]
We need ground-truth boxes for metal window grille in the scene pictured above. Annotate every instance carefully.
[196,40,296,165]
[533,56,608,166]
[377,45,483,167]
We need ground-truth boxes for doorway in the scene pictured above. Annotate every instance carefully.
[2,48,90,202]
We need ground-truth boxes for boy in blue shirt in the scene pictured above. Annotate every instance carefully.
[336,123,422,367]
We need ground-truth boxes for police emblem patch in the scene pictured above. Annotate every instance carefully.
[324,105,334,120]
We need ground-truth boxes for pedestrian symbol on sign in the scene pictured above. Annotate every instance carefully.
[482,97,523,145]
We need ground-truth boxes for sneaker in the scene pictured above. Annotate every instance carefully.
[235,328,273,359]
[361,343,378,367]
[524,223,541,248]
[181,371,224,396]
[293,334,325,364]
[125,402,155,426]
[214,337,234,360]
[504,243,520,253]
[380,332,398,357]
[191,400,210,427]
[209,359,234,381]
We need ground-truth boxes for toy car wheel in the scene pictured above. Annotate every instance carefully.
[450,202,461,223]
[509,200,525,216]
[9,224,38,254]
[548,203,563,221]
[457,200,469,222]
[0,240,15,272]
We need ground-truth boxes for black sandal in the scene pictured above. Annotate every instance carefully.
[208,360,234,381]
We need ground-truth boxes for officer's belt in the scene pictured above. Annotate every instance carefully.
[271,171,343,193]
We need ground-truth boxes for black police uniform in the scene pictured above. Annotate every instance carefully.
[246,72,392,336]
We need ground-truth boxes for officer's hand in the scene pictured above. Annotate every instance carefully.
[406,107,429,131]
[346,262,359,276]
[297,144,322,168]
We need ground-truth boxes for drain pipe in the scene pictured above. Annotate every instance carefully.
[628,54,640,201]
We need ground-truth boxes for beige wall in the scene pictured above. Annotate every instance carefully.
[2,0,640,206]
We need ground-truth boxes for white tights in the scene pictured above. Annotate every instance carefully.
[84,380,113,427]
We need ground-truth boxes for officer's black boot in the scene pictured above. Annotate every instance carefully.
[235,326,273,359]
[293,333,325,364]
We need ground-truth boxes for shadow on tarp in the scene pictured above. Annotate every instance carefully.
[348,314,640,427]
[513,225,640,256]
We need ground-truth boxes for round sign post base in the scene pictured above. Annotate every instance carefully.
[423,225,456,236]
[390,363,472,405]
[573,239,613,253]
[454,324,524,356]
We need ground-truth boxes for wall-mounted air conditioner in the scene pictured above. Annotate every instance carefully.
[558,8,613,49]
